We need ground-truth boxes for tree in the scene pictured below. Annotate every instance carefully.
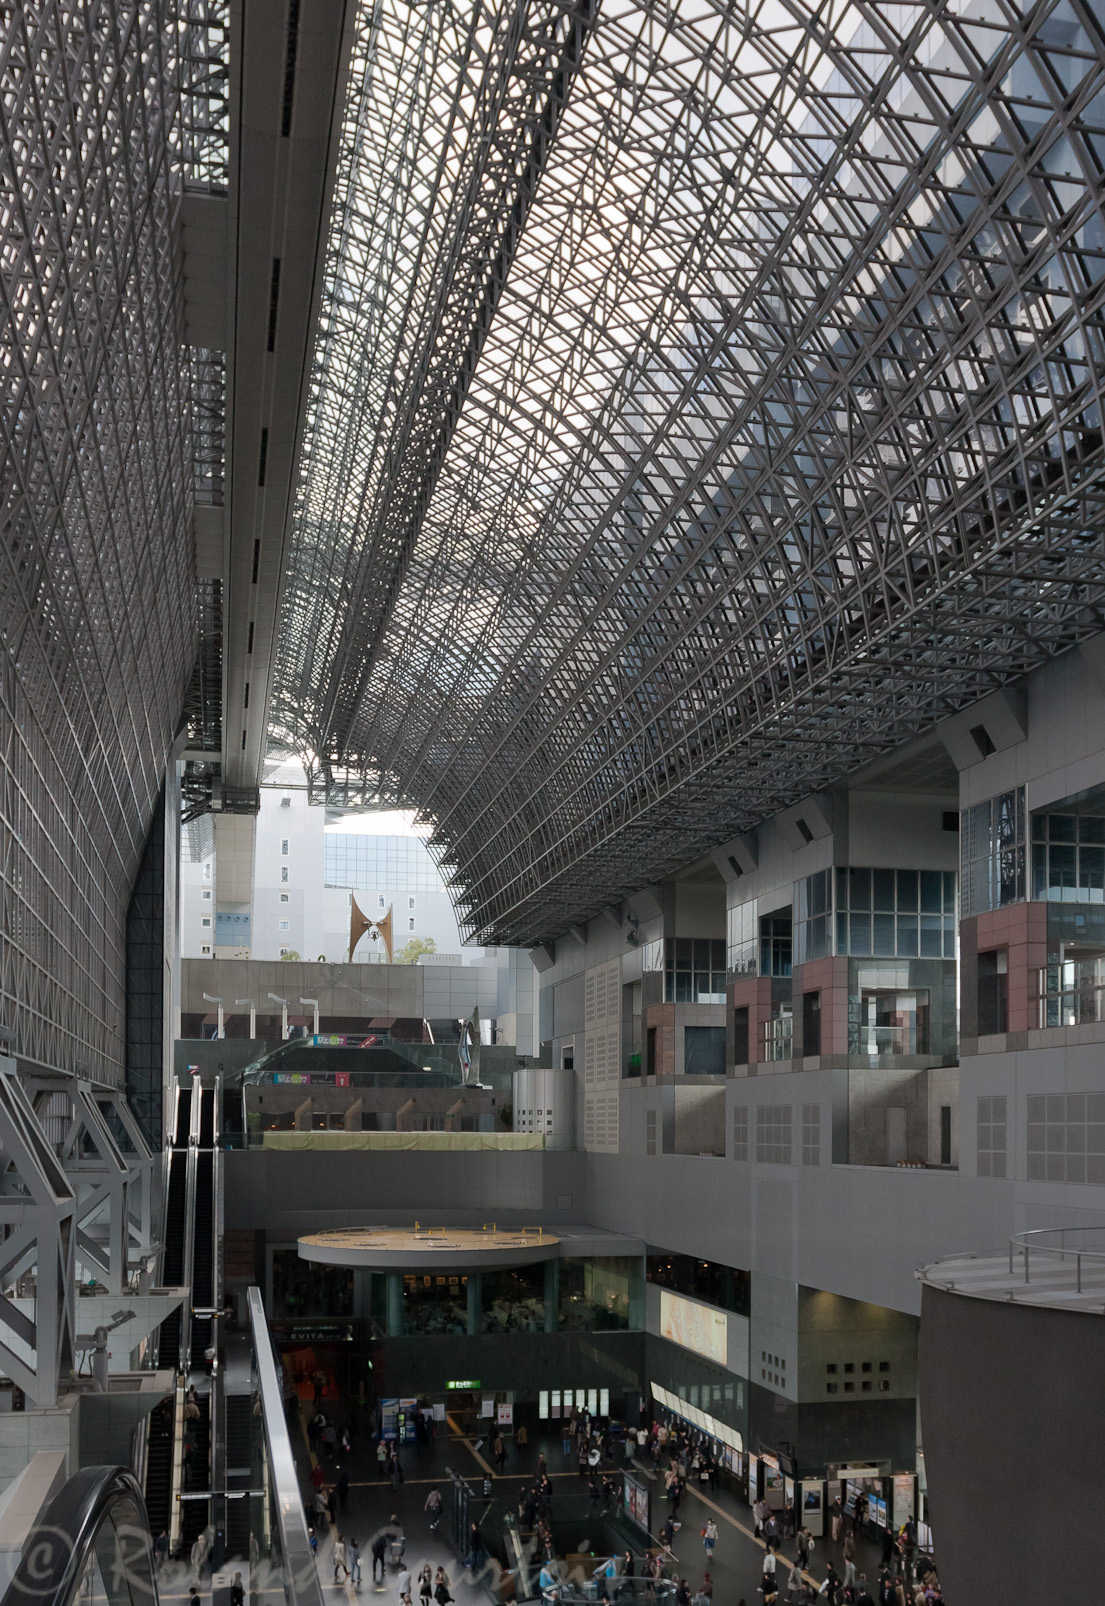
[278,949,301,962]
[394,935,437,965]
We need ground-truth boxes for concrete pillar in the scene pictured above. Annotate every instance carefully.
[544,1259,559,1333]
[466,1273,482,1336]
[386,1273,403,1337]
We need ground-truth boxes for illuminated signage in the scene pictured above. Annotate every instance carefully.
[659,1289,728,1366]
[446,1379,481,1390]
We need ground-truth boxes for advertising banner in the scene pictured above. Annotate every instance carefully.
[659,1289,727,1366]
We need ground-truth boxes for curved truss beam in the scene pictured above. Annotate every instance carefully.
[274,0,1105,945]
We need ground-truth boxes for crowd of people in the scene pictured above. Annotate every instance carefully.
[294,1388,944,1606]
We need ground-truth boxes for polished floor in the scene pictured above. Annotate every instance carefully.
[291,1414,894,1605]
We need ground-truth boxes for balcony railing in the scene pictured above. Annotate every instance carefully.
[763,1012,793,1061]
[1036,961,1105,1028]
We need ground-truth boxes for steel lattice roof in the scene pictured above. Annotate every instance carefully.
[270,0,1105,946]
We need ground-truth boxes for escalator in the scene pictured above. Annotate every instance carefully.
[190,1088,217,1366]
[223,1390,254,1561]
[144,1084,193,1538]
[179,1388,211,1554]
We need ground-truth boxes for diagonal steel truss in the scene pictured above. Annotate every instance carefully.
[0,1,207,1074]
[272,0,1105,947]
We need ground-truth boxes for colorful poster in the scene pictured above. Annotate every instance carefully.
[659,1290,727,1366]
[397,1398,419,1441]
[496,1403,513,1426]
[892,1474,914,1530]
[380,1398,399,1440]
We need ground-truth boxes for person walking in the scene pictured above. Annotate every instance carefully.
[418,1564,433,1606]
[377,1439,389,1477]
[830,1498,843,1545]
[493,1432,507,1473]
[516,1423,528,1451]
[433,1568,454,1606]
[333,1535,349,1584]
[842,1532,857,1592]
[370,1533,387,1582]
[425,1486,443,1530]
[230,1574,244,1606]
[153,1532,168,1573]
[397,1565,412,1606]
[349,1539,362,1587]
[701,1519,717,1560]
[797,1526,814,1572]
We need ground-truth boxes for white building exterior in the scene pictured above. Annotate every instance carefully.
[181,787,491,965]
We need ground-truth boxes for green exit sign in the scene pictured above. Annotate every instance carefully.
[446,1379,481,1390]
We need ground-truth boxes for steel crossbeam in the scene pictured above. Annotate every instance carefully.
[263,0,1105,942]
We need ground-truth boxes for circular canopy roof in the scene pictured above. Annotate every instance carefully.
[298,1226,561,1270]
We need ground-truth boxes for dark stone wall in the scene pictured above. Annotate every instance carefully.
[126,789,166,1147]
[919,1283,1105,1601]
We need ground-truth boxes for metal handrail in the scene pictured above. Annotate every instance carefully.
[1034,965,1105,1027]
[1008,1226,1105,1293]
[0,1466,157,1606]
[247,1286,326,1606]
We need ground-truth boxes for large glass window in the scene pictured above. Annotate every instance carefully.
[848,990,930,1058]
[271,1252,353,1319]
[646,938,726,1000]
[559,1257,640,1330]
[727,899,758,977]
[645,1251,749,1316]
[401,1274,468,1335]
[685,1025,726,1073]
[480,1266,545,1333]
[1031,811,1105,902]
[795,870,831,962]
[961,788,1026,916]
[662,939,726,1002]
[323,833,445,892]
[835,867,955,958]
[760,911,792,976]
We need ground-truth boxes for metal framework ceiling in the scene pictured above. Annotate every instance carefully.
[270,0,1105,946]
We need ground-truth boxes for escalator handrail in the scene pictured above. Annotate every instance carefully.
[0,1465,156,1606]
[247,1286,326,1606]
